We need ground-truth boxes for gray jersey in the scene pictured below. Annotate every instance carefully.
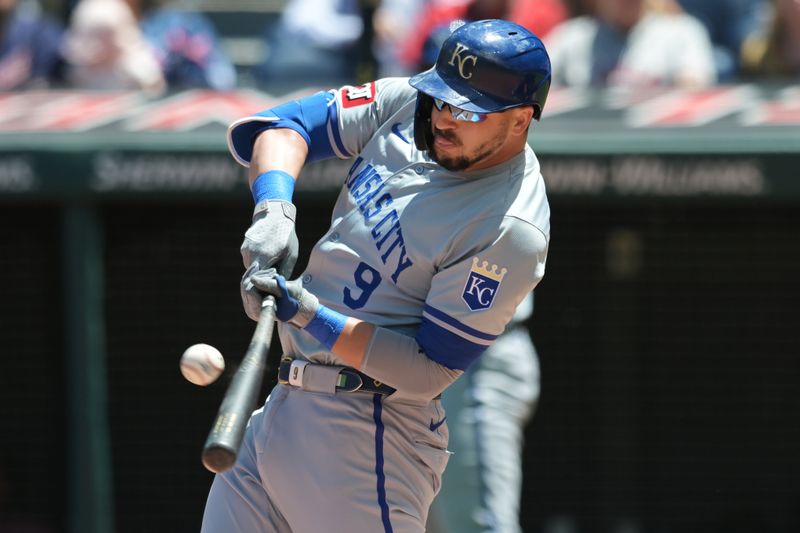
[229,78,550,374]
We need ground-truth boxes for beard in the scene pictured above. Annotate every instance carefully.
[429,123,508,172]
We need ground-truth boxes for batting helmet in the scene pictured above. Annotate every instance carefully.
[409,19,551,150]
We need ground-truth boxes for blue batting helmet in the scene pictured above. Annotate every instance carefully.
[409,19,551,118]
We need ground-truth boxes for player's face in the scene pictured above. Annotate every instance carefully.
[429,103,532,172]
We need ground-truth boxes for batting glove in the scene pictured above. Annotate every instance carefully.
[240,199,298,277]
[246,268,318,327]
[246,268,348,351]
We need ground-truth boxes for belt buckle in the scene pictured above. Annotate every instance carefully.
[336,369,363,393]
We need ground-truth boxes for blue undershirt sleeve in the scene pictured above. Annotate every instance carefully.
[229,91,338,165]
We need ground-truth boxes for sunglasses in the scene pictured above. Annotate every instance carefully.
[433,98,488,123]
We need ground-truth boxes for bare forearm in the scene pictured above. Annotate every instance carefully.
[249,129,308,186]
[330,318,374,369]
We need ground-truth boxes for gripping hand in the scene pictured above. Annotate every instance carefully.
[243,268,348,351]
[244,268,319,327]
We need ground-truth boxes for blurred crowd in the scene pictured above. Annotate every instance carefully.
[1,0,798,94]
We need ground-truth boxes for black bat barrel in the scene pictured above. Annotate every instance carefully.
[201,297,276,473]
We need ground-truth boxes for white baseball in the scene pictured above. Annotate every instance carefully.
[180,343,225,386]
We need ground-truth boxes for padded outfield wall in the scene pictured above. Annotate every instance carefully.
[1,85,799,533]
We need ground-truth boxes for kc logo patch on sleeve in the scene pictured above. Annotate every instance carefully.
[462,257,507,311]
[341,82,376,108]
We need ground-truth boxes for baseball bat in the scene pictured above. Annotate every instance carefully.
[201,296,277,473]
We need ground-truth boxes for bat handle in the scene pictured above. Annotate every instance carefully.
[201,296,276,473]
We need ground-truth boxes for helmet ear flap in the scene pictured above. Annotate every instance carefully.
[413,92,434,151]
[531,78,550,121]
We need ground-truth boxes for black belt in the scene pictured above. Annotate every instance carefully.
[278,359,396,396]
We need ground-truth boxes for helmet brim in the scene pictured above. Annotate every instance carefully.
[409,67,510,114]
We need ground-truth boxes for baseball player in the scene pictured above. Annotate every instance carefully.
[201,19,551,533]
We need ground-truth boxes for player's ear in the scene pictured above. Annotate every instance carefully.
[509,106,534,135]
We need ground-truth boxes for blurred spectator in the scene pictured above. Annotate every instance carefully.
[563,0,592,14]
[0,0,64,90]
[62,0,165,93]
[545,0,717,88]
[677,0,769,81]
[740,0,800,79]
[254,0,364,92]
[397,0,569,73]
[131,0,237,91]
[372,0,427,76]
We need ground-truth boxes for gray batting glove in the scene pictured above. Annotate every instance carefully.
[244,267,319,328]
[241,199,298,276]
[240,200,298,319]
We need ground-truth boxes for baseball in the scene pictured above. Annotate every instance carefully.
[180,343,225,386]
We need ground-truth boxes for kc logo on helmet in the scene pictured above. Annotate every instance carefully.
[462,257,507,311]
[448,43,478,79]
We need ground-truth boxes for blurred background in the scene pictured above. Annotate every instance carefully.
[1,0,799,532]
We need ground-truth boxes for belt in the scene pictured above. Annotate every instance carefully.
[278,358,396,396]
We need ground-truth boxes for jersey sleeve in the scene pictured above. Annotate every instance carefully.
[327,77,416,157]
[416,217,548,371]
[226,77,416,167]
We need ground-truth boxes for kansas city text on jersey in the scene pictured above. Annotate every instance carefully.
[346,156,414,284]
